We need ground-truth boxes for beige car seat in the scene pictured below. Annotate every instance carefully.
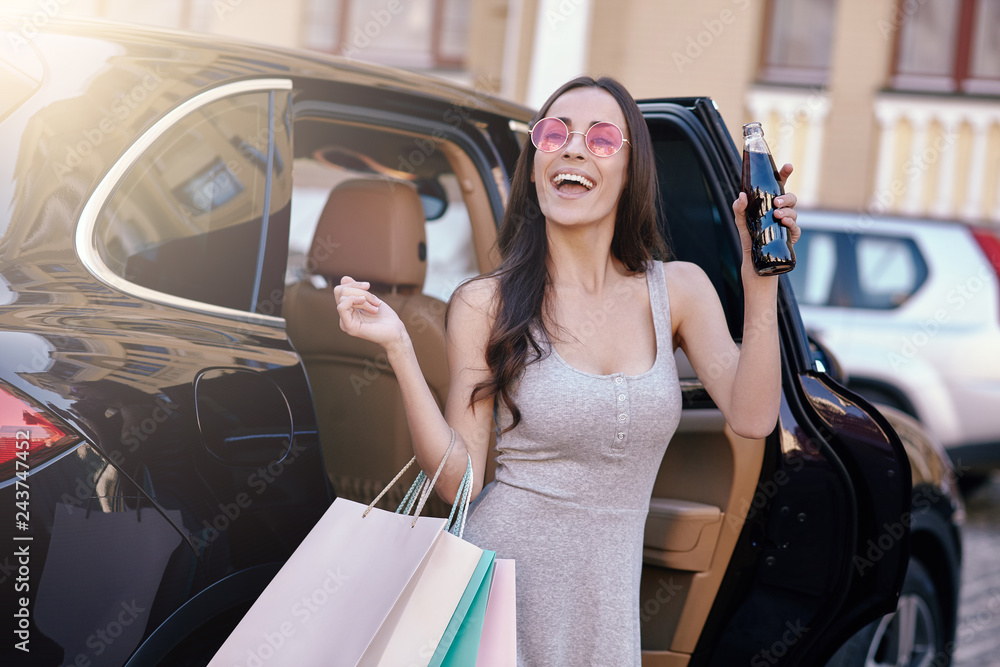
[284,178,450,511]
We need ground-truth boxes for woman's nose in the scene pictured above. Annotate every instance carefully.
[563,130,587,156]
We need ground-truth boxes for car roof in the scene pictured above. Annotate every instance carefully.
[796,208,977,236]
[0,17,533,257]
[10,17,533,121]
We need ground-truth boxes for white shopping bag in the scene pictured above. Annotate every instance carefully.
[365,531,485,666]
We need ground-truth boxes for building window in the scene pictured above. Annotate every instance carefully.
[891,0,1000,94]
[301,0,468,69]
[760,0,838,86]
[969,0,1000,87]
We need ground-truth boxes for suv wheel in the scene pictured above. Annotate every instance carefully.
[826,558,945,667]
[956,472,991,497]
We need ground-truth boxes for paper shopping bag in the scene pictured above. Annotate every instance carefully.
[364,531,486,666]
[476,559,517,666]
[209,497,447,667]
[430,550,497,667]
[434,554,497,667]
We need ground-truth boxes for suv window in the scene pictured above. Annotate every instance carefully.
[287,119,480,302]
[95,90,290,314]
[856,236,921,305]
[789,229,927,309]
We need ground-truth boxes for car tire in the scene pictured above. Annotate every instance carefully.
[825,558,947,667]
[956,471,991,497]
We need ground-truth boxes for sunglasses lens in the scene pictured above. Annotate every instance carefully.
[587,122,624,157]
[531,118,568,152]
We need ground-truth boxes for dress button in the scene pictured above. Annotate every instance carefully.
[616,432,625,440]
[615,377,623,385]
[618,413,627,421]
[618,394,626,401]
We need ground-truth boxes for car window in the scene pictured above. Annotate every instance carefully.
[649,118,742,339]
[788,230,837,306]
[789,228,927,309]
[287,118,479,302]
[855,236,924,308]
[95,91,286,314]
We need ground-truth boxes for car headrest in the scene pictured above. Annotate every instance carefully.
[307,178,427,289]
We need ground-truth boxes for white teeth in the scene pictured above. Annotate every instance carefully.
[553,173,594,190]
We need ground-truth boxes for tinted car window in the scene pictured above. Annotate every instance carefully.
[650,119,742,339]
[95,91,275,312]
[855,236,924,307]
[789,229,927,309]
[788,230,837,306]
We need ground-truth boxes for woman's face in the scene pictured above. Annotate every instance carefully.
[532,86,630,231]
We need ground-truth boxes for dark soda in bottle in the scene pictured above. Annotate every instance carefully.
[741,122,795,275]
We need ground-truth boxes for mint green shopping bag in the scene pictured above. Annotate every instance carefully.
[429,550,496,666]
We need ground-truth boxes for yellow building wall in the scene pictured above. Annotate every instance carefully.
[207,0,305,50]
[588,0,764,144]
[467,0,510,94]
[817,0,896,213]
[986,125,1000,218]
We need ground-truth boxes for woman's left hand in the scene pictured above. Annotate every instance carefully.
[732,162,801,270]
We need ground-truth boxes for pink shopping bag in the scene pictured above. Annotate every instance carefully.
[208,497,448,667]
[211,430,490,667]
[476,559,517,666]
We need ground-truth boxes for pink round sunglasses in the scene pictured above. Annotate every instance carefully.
[529,117,631,157]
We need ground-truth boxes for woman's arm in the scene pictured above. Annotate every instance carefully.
[335,276,497,503]
[670,164,799,439]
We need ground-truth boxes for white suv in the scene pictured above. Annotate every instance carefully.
[790,210,1000,486]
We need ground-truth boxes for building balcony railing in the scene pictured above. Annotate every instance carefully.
[745,85,831,208]
[872,92,1000,222]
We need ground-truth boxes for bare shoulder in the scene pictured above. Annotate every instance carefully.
[447,276,499,341]
[450,276,498,317]
[662,260,721,333]
[662,260,714,302]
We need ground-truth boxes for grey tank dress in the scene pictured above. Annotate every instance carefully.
[463,260,682,666]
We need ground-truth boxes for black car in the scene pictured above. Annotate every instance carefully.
[0,18,963,667]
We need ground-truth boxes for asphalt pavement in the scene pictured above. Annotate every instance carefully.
[953,473,1000,667]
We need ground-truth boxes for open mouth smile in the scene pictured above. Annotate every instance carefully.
[552,172,595,193]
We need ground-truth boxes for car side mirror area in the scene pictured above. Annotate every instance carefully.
[807,333,846,384]
[416,178,449,221]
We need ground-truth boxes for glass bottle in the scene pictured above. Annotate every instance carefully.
[741,122,796,275]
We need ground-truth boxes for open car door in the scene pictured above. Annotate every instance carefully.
[635,97,912,666]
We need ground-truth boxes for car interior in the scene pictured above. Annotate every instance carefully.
[282,113,767,665]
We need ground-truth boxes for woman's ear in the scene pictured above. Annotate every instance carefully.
[530,167,535,183]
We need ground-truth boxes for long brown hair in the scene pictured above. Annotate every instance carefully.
[461,76,668,432]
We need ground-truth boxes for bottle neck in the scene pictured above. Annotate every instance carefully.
[744,133,769,154]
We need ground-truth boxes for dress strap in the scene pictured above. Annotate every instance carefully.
[646,260,673,351]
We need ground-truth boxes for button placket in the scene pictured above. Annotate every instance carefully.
[612,374,630,450]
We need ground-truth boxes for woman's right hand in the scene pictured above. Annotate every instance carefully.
[334,276,407,350]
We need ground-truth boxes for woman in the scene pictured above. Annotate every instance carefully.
[335,76,799,665]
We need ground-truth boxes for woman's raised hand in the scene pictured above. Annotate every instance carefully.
[334,276,407,349]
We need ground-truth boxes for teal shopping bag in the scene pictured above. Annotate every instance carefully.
[429,550,496,666]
